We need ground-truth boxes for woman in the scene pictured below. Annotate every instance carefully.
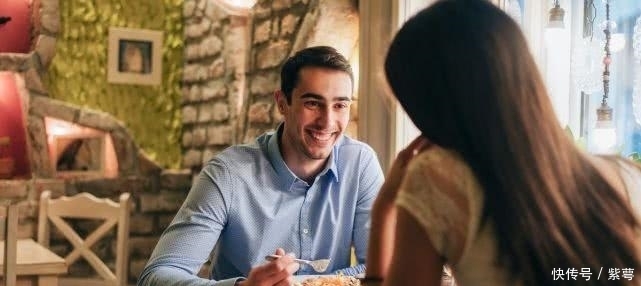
[364,0,641,285]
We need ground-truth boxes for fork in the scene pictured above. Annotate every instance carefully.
[265,254,331,273]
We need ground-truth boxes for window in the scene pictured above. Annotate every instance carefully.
[585,0,641,155]
[524,0,641,155]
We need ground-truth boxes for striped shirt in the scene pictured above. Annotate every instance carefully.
[138,125,384,286]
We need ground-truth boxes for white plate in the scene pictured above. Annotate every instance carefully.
[293,275,333,282]
[293,274,363,283]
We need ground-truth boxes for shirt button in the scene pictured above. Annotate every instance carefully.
[303,228,309,234]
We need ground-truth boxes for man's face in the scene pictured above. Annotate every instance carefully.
[277,67,352,162]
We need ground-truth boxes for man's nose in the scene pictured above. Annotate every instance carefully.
[316,107,333,127]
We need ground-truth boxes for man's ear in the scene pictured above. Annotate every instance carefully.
[274,90,287,114]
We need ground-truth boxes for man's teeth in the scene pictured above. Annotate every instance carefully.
[310,131,332,141]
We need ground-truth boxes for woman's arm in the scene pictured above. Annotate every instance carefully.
[365,185,398,277]
[383,207,444,286]
[365,136,432,279]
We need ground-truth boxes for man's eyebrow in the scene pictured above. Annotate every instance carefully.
[300,93,353,101]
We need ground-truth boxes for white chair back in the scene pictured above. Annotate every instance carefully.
[37,191,131,286]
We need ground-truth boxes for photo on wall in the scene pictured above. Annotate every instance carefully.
[108,27,163,85]
[118,40,153,74]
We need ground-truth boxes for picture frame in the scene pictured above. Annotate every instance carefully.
[107,27,163,85]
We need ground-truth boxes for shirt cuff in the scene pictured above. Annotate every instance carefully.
[213,277,245,286]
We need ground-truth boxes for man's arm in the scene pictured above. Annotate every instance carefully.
[335,148,384,276]
[137,159,238,286]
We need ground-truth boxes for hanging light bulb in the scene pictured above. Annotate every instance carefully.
[593,0,617,154]
[545,0,566,46]
[594,104,617,153]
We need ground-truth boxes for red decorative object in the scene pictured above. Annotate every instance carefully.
[0,136,14,179]
[0,158,14,179]
[0,0,32,53]
[0,73,31,178]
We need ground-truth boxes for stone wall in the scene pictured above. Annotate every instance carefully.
[181,0,359,171]
[181,0,249,169]
[243,0,360,144]
[0,1,191,285]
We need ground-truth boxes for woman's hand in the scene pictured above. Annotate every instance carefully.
[379,136,432,201]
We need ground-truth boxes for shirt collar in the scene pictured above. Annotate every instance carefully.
[266,123,340,190]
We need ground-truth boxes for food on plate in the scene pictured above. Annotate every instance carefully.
[296,275,361,286]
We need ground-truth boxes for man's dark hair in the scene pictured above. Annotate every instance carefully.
[280,46,353,103]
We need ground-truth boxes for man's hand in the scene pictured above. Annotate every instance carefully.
[237,248,300,286]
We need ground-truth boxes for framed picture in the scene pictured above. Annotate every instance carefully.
[107,27,163,85]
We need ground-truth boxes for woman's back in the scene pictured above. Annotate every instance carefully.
[395,146,641,285]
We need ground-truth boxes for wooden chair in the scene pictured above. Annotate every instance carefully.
[0,201,18,286]
[37,191,131,286]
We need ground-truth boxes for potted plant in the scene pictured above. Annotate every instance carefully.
[0,136,14,179]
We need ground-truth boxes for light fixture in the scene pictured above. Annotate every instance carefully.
[545,0,565,45]
[211,0,258,16]
[593,0,617,154]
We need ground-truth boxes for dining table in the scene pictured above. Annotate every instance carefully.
[0,238,67,286]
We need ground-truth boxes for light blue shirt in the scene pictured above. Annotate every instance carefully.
[137,126,384,286]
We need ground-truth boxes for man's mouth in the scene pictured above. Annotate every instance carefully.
[307,130,335,143]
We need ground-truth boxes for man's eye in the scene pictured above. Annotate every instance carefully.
[335,103,350,109]
[304,101,321,108]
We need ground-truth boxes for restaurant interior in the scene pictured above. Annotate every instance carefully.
[0,0,640,285]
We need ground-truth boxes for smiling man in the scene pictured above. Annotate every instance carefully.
[138,46,384,286]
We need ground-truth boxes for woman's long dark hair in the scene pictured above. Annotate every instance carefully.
[385,1,641,285]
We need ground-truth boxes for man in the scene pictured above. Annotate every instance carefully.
[138,46,384,286]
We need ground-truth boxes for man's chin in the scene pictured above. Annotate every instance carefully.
[305,149,332,160]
